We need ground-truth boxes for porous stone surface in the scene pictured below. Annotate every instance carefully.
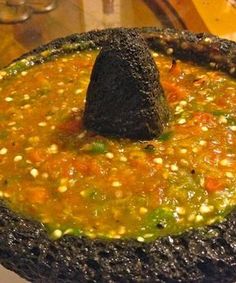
[0,28,236,282]
[84,29,169,140]
[15,27,236,78]
[0,200,236,283]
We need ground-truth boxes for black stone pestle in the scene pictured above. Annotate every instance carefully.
[83,29,169,140]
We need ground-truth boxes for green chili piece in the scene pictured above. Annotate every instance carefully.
[90,141,107,154]
[0,131,8,140]
[211,110,228,116]
[158,131,173,141]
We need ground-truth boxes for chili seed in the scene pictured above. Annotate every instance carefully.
[112,181,122,187]
[64,228,73,235]
[4,192,10,198]
[199,204,214,214]
[75,89,83,94]
[22,104,30,109]
[105,152,114,159]
[14,155,23,162]
[170,164,179,172]
[139,207,148,214]
[206,96,214,102]
[229,125,236,131]
[201,126,208,131]
[225,172,234,179]
[218,116,227,124]
[178,118,186,125]
[30,168,39,178]
[48,144,58,154]
[24,94,30,100]
[0,148,8,155]
[52,229,62,239]
[220,159,230,166]
[195,215,204,222]
[78,131,86,139]
[38,122,47,127]
[153,157,163,165]
[58,186,68,193]
[0,71,6,78]
[179,100,187,106]
[5,97,13,102]
[199,140,207,146]
[176,207,186,215]
[57,89,64,94]
[180,148,187,154]
[137,236,145,242]
[119,156,127,162]
[144,233,154,238]
[71,107,79,112]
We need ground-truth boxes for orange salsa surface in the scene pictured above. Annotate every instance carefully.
[0,50,236,241]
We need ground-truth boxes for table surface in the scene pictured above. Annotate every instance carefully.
[0,0,235,282]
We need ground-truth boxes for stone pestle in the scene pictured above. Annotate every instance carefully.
[83,29,169,140]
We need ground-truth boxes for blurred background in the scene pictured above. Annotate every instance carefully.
[0,0,235,69]
[0,0,235,282]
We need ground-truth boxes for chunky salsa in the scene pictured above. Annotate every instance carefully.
[0,49,235,242]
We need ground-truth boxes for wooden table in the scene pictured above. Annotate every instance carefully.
[0,0,235,282]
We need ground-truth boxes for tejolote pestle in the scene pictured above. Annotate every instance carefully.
[83,29,169,140]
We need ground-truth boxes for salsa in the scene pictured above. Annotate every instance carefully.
[0,49,235,242]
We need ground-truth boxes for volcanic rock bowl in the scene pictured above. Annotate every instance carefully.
[0,28,236,283]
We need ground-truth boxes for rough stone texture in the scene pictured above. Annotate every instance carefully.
[15,27,236,78]
[0,200,236,283]
[84,29,169,140]
[142,28,236,78]
[0,28,236,282]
